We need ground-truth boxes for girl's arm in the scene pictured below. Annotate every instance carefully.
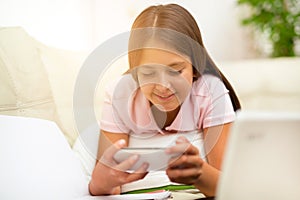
[166,122,232,197]
[203,122,232,170]
[89,131,148,195]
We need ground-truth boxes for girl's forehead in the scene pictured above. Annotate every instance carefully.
[137,64,183,72]
[138,48,191,66]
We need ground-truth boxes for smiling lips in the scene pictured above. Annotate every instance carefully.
[154,93,175,102]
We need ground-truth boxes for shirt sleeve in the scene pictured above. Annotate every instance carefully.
[201,75,236,129]
[99,80,131,133]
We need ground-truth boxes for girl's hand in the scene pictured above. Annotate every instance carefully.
[165,136,204,185]
[89,139,149,195]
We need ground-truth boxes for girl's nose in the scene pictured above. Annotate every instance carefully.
[155,83,170,93]
[155,72,172,91]
[158,72,170,86]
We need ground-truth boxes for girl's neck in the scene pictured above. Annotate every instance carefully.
[150,105,180,130]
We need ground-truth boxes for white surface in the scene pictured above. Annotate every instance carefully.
[77,191,171,200]
[114,148,180,171]
[0,115,89,200]
[0,0,93,51]
[216,111,300,200]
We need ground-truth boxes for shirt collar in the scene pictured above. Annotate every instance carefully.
[131,89,196,133]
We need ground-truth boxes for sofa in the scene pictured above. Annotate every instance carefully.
[1,27,300,199]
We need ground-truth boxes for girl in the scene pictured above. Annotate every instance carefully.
[89,3,241,197]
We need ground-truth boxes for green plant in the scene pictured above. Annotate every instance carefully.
[237,0,300,57]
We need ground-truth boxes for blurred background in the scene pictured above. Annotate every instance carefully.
[0,0,259,62]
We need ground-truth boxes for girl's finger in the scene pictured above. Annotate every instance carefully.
[115,154,140,172]
[175,136,190,144]
[168,154,203,169]
[134,162,149,174]
[166,142,199,156]
[100,139,127,167]
[167,167,202,185]
[125,163,149,183]
[105,139,127,159]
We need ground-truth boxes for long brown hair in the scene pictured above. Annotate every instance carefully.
[128,4,241,111]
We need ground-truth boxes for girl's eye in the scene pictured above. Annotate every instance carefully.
[168,69,182,76]
[139,71,155,77]
[143,72,154,76]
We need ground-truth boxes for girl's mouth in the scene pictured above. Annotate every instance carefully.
[155,93,175,102]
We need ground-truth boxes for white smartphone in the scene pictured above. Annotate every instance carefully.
[113,147,181,171]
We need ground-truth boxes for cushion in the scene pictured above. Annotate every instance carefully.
[0,26,88,146]
[36,41,87,146]
[219,57,300,111]
[0,27,58,126]
[0,115,89,199]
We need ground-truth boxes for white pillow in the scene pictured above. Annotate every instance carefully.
[37,41,87,146]
[0,27,57,123]
[0,115,89,200]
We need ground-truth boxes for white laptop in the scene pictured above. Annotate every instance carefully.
[216,111,300,200]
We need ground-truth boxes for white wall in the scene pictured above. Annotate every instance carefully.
[93,0,256,61]
[0,0,255,61]
[0,0,94,51]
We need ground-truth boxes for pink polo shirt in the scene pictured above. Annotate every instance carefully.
[100,73,235,135]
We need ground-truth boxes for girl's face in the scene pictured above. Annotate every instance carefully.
[135,49,193,112]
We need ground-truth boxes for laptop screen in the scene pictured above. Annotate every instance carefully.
[216,111,300,200]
